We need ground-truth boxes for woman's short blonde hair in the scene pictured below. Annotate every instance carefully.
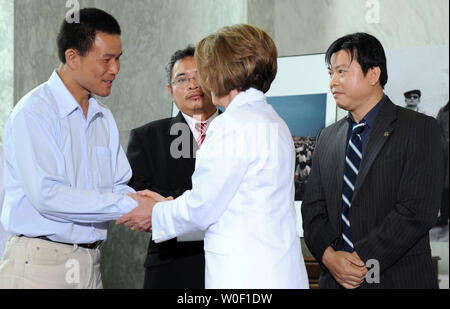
[194,24,278,97]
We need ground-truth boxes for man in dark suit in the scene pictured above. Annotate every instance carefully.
[436,102,449,227]
[301,33,445,289]
[126,46,218,289]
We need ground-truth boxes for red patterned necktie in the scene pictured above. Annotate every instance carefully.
[195,121,209,148]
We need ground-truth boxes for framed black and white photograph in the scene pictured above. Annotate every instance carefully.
[385,46,449,242]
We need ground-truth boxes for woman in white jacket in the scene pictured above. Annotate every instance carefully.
[118,24,309,289]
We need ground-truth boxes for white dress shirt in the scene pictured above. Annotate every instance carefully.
[1,71,137,244]
[0,146,9,259]
[152,88,309,288]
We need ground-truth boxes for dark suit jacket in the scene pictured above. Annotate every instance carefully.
[127,112,206,289]
[301,97,445,289]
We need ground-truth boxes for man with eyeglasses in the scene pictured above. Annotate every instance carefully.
[404,89,425,114]
[126,46,218,289]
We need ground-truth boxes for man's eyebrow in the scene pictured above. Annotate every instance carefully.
[174,69,197,79]
[328,64,348,71]
[174,72,187,79]
[103,52,123,58]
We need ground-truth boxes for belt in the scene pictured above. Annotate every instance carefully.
[21,235,103,250]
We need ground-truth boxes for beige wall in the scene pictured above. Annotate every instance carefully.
[274,0,449,56]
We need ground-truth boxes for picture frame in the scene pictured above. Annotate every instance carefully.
[384,46,449,242]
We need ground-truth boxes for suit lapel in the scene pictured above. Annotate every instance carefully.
[334,118,350,230]
[352,99,397,200]
[167,112,192,137]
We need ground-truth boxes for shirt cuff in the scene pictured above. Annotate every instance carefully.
[152,200,176,243]
[120,194,138,215]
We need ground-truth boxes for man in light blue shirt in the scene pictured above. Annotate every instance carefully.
[0,146,8,260]
[0,8,152,289]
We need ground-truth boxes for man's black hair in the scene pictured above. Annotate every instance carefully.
[57,8,121,63]
[325,32,388,88]
[166,46,196,87]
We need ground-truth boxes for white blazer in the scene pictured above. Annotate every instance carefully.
[152,88,309,289]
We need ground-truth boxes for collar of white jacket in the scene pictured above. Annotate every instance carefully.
[226,88,266,111]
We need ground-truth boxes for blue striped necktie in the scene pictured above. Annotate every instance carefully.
[342,121,367,252]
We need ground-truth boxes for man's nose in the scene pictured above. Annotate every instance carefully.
[110,59,120,75]
[188,77,199,89]
[330,73,338,88]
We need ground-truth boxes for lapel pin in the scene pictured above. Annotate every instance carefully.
[384,131,390,137]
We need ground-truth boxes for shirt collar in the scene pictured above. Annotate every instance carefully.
[346,94,386,128]
[86,97,104,123]
[181,109,219,134]
[47,70,103,120]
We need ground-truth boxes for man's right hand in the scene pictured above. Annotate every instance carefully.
[116,193,158,232]
[137,189,173,202]
[322,246,368,289]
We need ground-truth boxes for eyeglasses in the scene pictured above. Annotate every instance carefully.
[172,72,199,87]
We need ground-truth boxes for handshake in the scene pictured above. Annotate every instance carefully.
[115,190,173,232]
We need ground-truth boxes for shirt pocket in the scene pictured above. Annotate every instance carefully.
[94,146,113,192]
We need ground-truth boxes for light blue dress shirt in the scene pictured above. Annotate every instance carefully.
[1,70,137,244]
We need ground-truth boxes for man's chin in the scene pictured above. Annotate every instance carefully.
[336,101,347,110]
[93,89,112,97]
